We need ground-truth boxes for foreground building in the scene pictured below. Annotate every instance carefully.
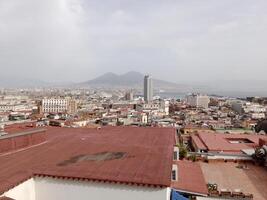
[0,126,208,200]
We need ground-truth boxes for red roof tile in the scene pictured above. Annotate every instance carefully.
[192,132,267,153]
[4,122,37,134]
[172,160,208,195]
[0,128,46,153]
[0,126,176,194]
[191,135,207,150]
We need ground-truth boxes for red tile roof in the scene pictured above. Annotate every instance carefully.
[0,129,46,153]
[192,132,267,153]
[191,135,207,150]
[172,160,208,195]
[0,126,176,194]
[4,122,37,134]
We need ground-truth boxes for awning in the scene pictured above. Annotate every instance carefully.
[171,190,189,200]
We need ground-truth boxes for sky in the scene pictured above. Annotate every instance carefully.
[0,0,267,83]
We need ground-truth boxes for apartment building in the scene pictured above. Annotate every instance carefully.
[41,98,77,114]
[186,94,210,109]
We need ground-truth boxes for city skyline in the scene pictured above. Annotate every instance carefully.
[0,0,267,84]
[0,1,267,199]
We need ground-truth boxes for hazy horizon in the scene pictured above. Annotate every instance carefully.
[0,0,267,85]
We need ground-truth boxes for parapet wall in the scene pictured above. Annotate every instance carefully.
[0,129,46,153]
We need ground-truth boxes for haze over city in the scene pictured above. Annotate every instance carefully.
[0,0,267,87]
[1,1,267,200]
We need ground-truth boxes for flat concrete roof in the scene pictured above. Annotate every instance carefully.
[200,162,267,200]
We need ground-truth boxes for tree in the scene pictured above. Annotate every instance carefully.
[178,144,188,159]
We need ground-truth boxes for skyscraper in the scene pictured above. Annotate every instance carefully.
[144,75,153,102]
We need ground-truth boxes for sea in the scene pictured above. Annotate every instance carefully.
[155,92,186,99]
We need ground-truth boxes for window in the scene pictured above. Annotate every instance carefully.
[172,164,178,181]
[173,152,178,160]
[172,170,177,181]
[173,146,179,160]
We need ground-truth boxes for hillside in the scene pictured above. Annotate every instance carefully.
[81,71,191,91]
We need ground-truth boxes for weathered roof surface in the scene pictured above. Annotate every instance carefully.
[191,135,208,150]
[0,128,46,153]
[0,126,175,194]
[192,132,267,153]
[200,162,267,200]
[172,160,208,195]
[4,122,37,134]
[0,128,46,140]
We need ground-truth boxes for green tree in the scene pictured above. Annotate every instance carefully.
[178,144,188,159]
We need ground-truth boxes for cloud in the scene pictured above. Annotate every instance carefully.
[0,0,267,83]
[0,0,93,81]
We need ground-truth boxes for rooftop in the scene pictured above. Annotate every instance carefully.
[172,160,208,195]
[3,122,37,134]
[200,162,267,200]
[0,126,176,194]
[192,132,267,153]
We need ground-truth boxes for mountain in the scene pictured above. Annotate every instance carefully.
[84,71,143,86]
[81,71,192,92]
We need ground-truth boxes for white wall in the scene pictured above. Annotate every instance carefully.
[1,177,170,200]
[196,96,210,109]
[35,177,169,200]
[2,178,35,200]
[166,187,171,200]
[207,154,252,160]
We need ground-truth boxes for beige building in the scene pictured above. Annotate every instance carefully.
[41,98,77,114]
[186,94,210,109]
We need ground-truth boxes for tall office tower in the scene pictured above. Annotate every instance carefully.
[144,75,153,102]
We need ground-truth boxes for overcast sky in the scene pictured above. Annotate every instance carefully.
[0,0,267,83]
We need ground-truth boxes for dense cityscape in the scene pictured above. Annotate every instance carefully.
[0,75,266,200]
[1,0,267,200]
